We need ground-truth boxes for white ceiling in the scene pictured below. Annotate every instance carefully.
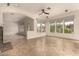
[11,3,79,16]
[1,3,79,22]
[1,3,79,16]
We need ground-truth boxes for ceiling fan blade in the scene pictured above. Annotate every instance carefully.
[44,12,49,15]
[38,8,50,15]
[41,9,49,15]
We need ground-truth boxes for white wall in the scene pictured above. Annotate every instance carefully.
[3,14,18,35]
[0,12,3,26]
[47,10,79,40]
[27,31,46,39]
[4,22,18,35]
[3,13,27,36]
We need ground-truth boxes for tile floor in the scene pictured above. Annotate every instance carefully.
[0,35,79,56]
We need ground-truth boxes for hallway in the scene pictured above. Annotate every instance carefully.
[0,36,79,56]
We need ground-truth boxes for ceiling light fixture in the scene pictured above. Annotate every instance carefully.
[38,7,51,19]
[39,7,51,15]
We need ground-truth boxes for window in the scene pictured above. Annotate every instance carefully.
[37,23,46,32]
[49,16,74,34]
[64,19,74,33]
[50,22,55,32]
[41,23,46,32]
[56,20,63,33]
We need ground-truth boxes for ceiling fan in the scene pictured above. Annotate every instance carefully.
[40,9,49,15]
[39,7,51,15]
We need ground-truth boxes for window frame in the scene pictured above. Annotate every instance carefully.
[37,22,46,32]
[49,15,74,34]
[50,21,56,33]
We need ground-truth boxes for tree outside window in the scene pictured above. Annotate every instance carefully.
[56,20,63,33]
[50,22,55,33]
